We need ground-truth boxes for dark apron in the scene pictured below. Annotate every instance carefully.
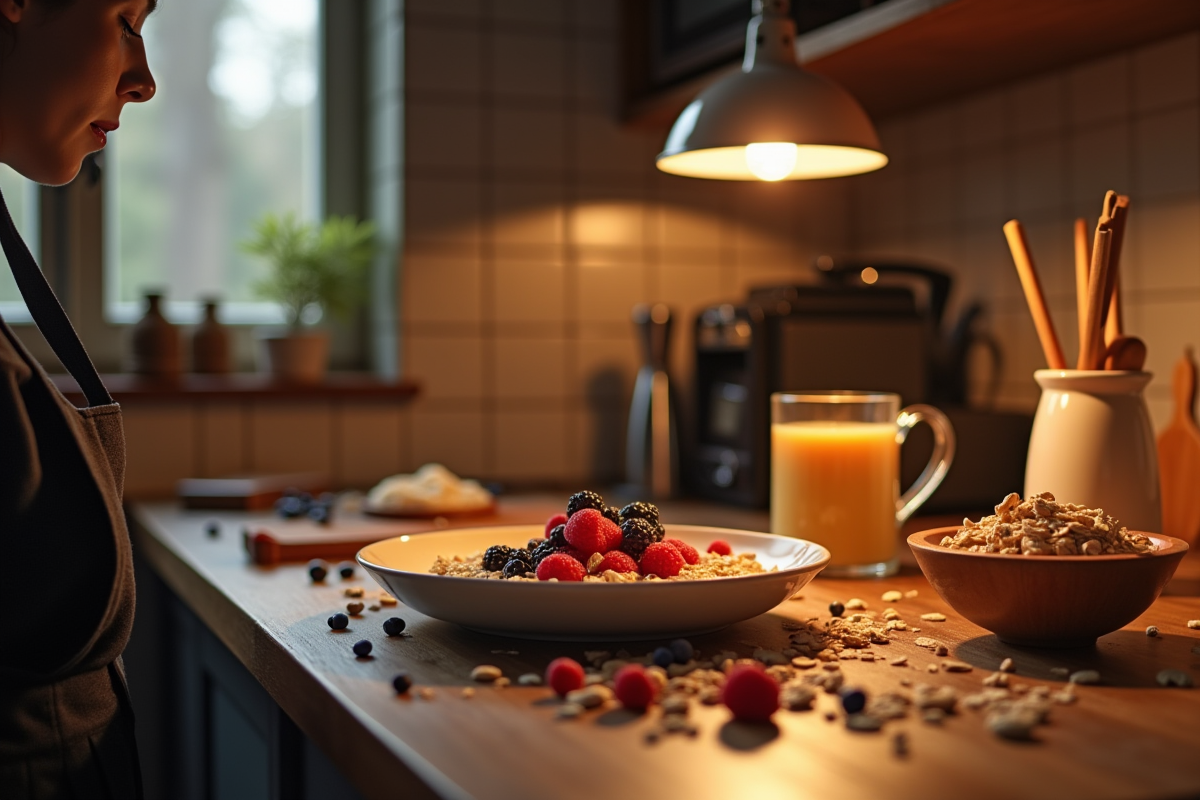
[0,188,141,799]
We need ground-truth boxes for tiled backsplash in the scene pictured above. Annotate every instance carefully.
[849,31,1200,431]
[399,0,851,485]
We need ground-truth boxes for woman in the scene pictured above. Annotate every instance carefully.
[0,0,156,797]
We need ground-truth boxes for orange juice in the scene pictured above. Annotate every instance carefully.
[771,421,898,567]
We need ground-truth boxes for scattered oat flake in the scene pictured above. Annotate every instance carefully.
[417,687,434,700]
[999,657,1015,673]
[1156,669,1193,688]
[860,653,876,662]
[926,664,938,673]
[1069,670,1101,685]
[914,637,940,650]
[557,702,585,719]
[792,657,817,669]
[942,660,973,672]
[935,645,949,657]
[904,590,919,599]
[889,656,908,667]
[470,665,502,682]
[1145,626,1159,637]
[517,673,542,686]
[881,590,903,602]
[461,687,475,699]
[920,612,947,622]
[379,593,397,605]
[845,598,867,610]
[1187,620,1200,629]
[1050,667,1070,678]
[344,587,365,597]
[911,627,921,633]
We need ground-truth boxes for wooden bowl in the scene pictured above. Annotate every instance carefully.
[908,527,1189,648]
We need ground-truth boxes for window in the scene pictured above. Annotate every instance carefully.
[0,167,40,321]
[105,0,320,324]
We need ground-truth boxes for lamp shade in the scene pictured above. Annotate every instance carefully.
[656,0,887,181]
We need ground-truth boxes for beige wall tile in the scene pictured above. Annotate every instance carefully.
[960,150,1007,223]
[493,0,565,25]
[123,406,196,498]
[1132,32,1200,114]
[494,409,568,480]
[569,200,645,247]
[196,403,246,478]
[576,337,639,403]
[336,404,404,488]
[1068,122,1131,210]
[1133,107,1200,200]
[493,261,567,322]
[576,262,646,323]
[495,338,567,398]
[492,183,566,246]
[573,0,617,33]
[572,406,626,484]
[403,255,482,324]
[1132,198,1200,292]
[406,179,483,244]
[907,104,958,161]
[1009,74,1066,140]
[405,25,482,95]
[1069,52,1130,126]
[249,403,333,475]
[1127,297,1200,382]
[912,162,957,232]
[410,408,486,477]
[491,31,568,99]
[492,107,567,176]
[406,336,484,399]
[1011,138,1065,218]
[406,102,482,170]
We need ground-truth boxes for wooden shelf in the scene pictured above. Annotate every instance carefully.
[50,372,421,405]
[625,0,1200,128]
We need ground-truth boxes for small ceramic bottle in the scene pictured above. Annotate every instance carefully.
[192,298,232,374]
[131,292,182,378]
[1024,369,1161,532]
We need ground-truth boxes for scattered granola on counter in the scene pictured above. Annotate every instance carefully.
[940,492,1155,556]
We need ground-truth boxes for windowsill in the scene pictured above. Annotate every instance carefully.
[50,372,420,405]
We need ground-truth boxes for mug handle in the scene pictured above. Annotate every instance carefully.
[895,404,956,523]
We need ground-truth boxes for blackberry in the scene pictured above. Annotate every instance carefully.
[483,545,517,572]
[601,505,621,525]
[531,540,565,566]
[566,490,605,517]
[619,518,658,561]
[502,557,533,578]
[545,524,568,548]
[526,538,543,551]
[619,501,660,526]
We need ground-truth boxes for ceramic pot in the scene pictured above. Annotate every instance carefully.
[1024,370,1161,532]
[192,299,232,374]
[257,329,329,383]
[131,292,182,378]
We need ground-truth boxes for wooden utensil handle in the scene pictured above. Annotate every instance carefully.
[1175,348,1198,425]
[1074,218,1090,357]
[1079,227,1112,370]
[1003,220,1066,370]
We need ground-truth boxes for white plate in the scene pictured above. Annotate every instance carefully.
[357,524,830,640]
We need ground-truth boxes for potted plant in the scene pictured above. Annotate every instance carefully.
[242,213,376,382]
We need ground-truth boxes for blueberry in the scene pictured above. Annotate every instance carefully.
[829,600,845,618]
[275,495,307,519]
[392,673,413,694]
[652,646,674,669]
[204,520,221,538]
[308,504,332,526]
[337,561,356,579]
[352,639,373,657]
[669,639,694,664]
[839,686,867,715]
[383,617,406,636]
[308,560,329,583]
[327,612,349,630]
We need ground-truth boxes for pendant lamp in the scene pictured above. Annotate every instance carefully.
[656,0,888,181]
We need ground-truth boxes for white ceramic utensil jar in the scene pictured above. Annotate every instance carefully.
[1024,370,1161,532]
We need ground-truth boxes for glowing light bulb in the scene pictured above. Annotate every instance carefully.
[745,142,798,181]
[860,267,879,285]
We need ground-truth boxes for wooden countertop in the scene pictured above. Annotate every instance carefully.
[129,499,1200,800]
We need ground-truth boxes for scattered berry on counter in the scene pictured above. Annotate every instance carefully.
[346,602,365,616]
[639,542,684,578]
[392,673,412,694]
[602,505,622,525]
[829,601,845,618]
[614,665,657,711]
[591,551,638,574]
[382,617,406,636]
[706,540,732,556]
[721,664,780,723]
[337,561,356,579]
[536,553,586,582]
[308,503,332,526]
[564,509,615,555]
[275,491,309,518]
[1145,625,1159,637]
[353,640,373,657]
[664,538,700,565]
[327,613,349,630]
[652,647,674,669]
[618,518,660,561]
[619,501,659,526]
[566,490,606,517]
[546,657,586,697]
[669,639,695,663]
[204,520,221,538]
[839,686,867,715]
[543,513,568,537]
[483,545,519,572]
[308,560,328,583]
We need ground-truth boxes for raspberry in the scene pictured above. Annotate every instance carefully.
[592,551,638,574]
[544,513,568,537]
[619,517,659,561]
[619,501,660,526]
[707,539,732,556]
[564,508,616,554]
[721,664,780,722]
[613,665,656,710]
[603,519,623,551]
[664,538,699,565]
[639,542,685,578]
[546,657,586,697]
[535,553,586,582]
[566,490,605,517]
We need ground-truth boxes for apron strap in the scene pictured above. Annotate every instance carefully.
[0,185,112,407]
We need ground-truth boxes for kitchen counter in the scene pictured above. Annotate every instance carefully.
[128,499,1200,800]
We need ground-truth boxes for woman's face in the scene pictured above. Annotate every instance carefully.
[0,0,156,185]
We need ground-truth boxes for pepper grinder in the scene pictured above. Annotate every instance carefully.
[626,303,679,499]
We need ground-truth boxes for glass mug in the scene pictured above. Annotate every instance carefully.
[770,392,956,577]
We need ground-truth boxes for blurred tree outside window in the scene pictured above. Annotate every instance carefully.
[0,167,40,320]
[105,0,320,324]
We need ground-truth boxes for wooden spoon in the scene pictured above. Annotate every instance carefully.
[1158,348,1200,543]
[1003,219,1066,369]
[1103,335,1146,371]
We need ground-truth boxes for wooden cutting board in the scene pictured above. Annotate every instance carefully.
[1157,348,1200,543]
